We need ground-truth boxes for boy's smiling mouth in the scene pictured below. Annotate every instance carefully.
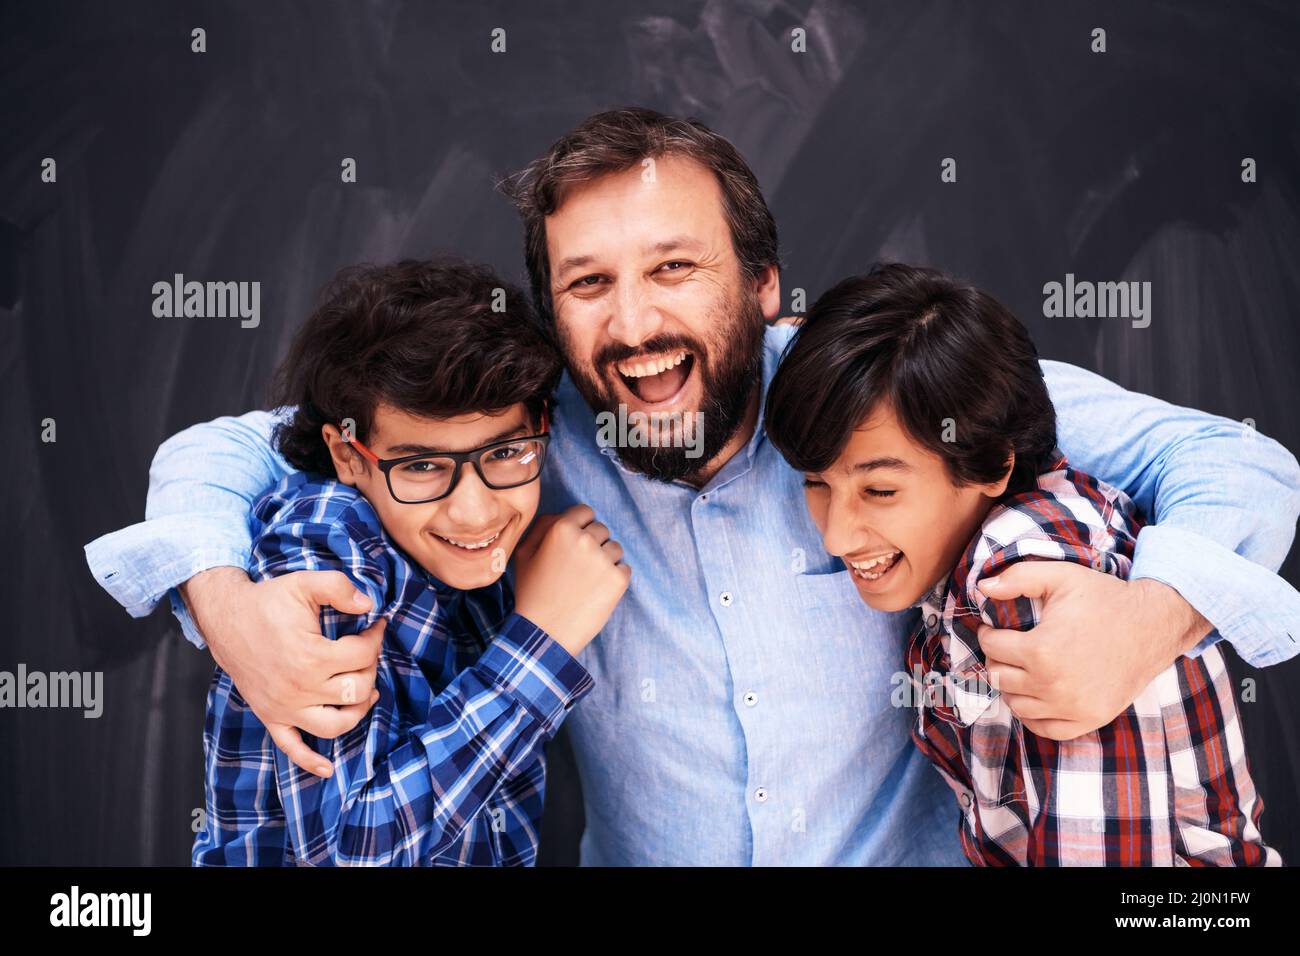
[431,528,503,552]
[847,549,903,584]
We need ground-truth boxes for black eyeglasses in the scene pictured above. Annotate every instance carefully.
[345,429,551,504]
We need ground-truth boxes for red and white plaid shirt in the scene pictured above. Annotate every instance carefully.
[906,455,1279,866]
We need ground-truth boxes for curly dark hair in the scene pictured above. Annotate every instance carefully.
[764,263,1058,496]
[271,257,563,476]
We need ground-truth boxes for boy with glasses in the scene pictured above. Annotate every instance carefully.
[192,258,629,866]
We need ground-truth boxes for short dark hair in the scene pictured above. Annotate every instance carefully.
[271,257,562,476]
[500,106,779,324]
[764,263,1057,495]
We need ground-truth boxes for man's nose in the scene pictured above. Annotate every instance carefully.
[605,278,663,348]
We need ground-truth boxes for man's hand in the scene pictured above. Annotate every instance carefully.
[181,567,385,778]
[976,562,1212,740]
[512,504,631,657]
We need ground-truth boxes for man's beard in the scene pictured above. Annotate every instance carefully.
[560,286,767,484]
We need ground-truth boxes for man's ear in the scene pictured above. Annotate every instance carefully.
[322,423,363,486]
[753,264,781,322]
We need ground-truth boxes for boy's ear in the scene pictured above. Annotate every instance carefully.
[322,423,363,486]
[754,264,781,322]
[985,449,1016,498]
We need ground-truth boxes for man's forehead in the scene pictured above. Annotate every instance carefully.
[544,155,727,252]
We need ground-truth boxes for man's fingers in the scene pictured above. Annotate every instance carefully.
[1000,692,1051,721]
[583,521,610,546]
[297,691,380,739]
[977,625,1036,669]
[976,561,1069,603]
[297,569,373,615]
[601,539,625,564]
[1018,717,1088,741]
[267,722,334,778]
[985,660,1034,697]
[320,619,386,674]
[324,665,378,706]
[772,315,805,327]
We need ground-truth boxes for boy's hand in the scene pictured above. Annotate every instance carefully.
[976,562,1210,741]
[512,504,631,657]
[181,567,384,778]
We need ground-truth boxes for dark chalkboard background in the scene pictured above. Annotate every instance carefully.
[2,0,1298,865]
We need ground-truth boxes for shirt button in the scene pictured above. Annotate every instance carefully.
[743,692,758,707]
[754,787,769,803]
[719,591,733,607]
[926,613,939,628]
[959,791,973,809]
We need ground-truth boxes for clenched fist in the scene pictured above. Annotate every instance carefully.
[512,504,631,657]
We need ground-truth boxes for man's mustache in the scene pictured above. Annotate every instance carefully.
[595,334,705,372]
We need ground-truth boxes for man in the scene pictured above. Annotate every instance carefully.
[87,107,1300,865]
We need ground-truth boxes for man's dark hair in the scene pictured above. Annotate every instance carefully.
[271,257,562,476]
[764,263,1058,496]
[500,106,779,324]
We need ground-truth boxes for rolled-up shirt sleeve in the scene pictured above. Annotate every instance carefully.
[83,408,296,648]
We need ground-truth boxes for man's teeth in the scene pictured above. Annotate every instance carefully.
[435,531,500,551]
[848,551,900,580]
[616,350,688,379]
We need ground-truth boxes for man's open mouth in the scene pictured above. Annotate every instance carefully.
[614,349,695,406]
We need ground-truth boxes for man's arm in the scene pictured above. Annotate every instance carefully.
[86,409,290,644]
[84,408,385,774]
[1042,359,1300,666]
[976,361,1300,740]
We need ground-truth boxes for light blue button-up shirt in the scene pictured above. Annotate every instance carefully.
[86,325,1300,865]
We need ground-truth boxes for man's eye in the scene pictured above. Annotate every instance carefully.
[658,260,693,273]
[488,444,524,461]
[802,478,827,489]
[865,489,896,498]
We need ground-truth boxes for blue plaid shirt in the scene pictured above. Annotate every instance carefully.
[192,473,594,866]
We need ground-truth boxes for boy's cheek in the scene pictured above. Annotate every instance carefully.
[513,487,543,542]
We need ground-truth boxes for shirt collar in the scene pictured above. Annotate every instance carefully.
[914,575,949,616]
